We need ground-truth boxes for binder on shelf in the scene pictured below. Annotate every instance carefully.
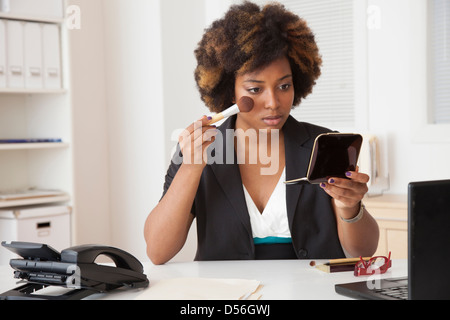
[0,138,63,144]
[42,23,61,89]
[0,19,6,88]
[6,20,24,88]
[3,0,64,20]
[24,22,43,89]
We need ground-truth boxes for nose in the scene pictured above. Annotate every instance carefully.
[264,89,279,110]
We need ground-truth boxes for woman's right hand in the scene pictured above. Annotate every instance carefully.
[178,116,218,168]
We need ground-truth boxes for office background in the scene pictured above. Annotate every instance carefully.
[1,0,449,263]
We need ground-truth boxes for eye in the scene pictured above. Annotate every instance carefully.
[247,87,261,94]
[279,83,292,91]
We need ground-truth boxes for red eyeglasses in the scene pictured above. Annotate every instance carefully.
[354,252,392,277]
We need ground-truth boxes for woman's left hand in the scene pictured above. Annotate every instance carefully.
[320,169,370,212]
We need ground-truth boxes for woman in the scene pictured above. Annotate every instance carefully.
[144,1,379,265]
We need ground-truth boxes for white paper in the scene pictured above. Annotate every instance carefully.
[136,277,262,300]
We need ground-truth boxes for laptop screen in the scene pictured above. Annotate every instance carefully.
[408,180,450,300]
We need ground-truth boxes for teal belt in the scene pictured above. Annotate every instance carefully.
[253,237,292,245]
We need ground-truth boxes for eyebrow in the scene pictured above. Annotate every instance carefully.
[243,74,293,84]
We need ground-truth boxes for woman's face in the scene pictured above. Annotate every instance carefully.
[234,56,295,131]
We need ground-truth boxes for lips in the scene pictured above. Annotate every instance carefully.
[262,115,283,126]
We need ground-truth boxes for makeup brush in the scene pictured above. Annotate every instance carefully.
[207,96,254,125]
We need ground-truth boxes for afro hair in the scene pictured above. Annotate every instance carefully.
[194,1,322,113]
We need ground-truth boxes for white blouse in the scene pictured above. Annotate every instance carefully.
[243,168,292,243]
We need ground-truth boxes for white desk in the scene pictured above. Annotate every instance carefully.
[0,259,407,300]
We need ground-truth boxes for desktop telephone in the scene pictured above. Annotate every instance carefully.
[0,241,149,300]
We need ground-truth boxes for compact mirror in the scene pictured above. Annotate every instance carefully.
[285,133,363,185]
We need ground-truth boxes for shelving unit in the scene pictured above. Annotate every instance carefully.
[0,1,73,213]
[0,88,66,94]
[0,194,70,209]
[0,143,69,151]
[0,12,64,24]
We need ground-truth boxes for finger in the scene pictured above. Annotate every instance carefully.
[182,119,215,145]
[194,116,217,134]
[184,122,217,155]
[193,124,217,142]
[202,133,217,150]
[344,171,370,184]
[198,115,214,128]
[321,181,358,199]
[329,177,369,195]
[184,115,211,134]
[320,183,361,208]
[324,176,368,196]
[202,127,218,142]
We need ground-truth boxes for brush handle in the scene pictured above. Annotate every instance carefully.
[206,104,240,125]
[207,113,225,125]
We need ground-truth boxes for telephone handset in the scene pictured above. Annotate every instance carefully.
[62,244,144,271]
[0,241,149,300]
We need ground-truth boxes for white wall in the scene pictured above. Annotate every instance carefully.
[69,0,111,246]
[160,0,207,165]
[365,0,450,194]
[69,0,166,261]
[102,0,166,260]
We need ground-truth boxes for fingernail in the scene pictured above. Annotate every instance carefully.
[329,178,335,184]
[346,172,352,177]
[320,183,326,188]
[207,116,212,120]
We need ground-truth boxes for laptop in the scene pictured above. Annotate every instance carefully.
[335,179,450,300]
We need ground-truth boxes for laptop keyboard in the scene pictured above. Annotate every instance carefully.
[376,285,408,300]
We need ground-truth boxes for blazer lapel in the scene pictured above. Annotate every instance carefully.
[209,116,253,237]
[283,116,312,230]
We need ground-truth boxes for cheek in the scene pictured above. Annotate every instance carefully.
[285,96,295,110]
[281,92,295,111]
[283,88,295,104]
[241,108,259,122]
[237,107,263,128]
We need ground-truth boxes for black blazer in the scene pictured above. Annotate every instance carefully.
[162,115,345,260]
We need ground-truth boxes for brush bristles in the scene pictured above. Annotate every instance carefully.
[237,96,254,113]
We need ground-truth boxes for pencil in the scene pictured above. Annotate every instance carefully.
[311,257,371,273]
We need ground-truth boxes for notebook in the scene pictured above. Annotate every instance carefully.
[335,179,450,300]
